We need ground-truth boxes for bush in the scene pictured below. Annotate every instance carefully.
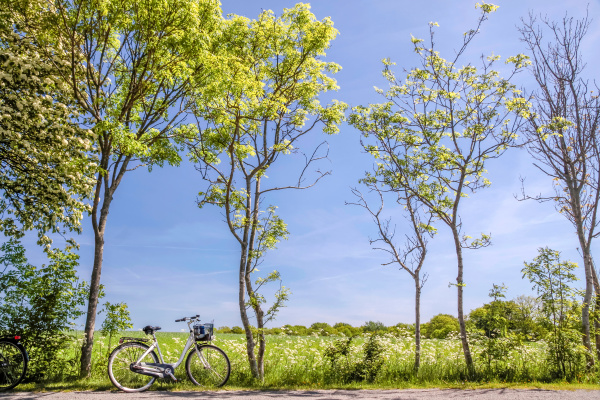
[100,301,133,353]
[0,239,90,380]
[230,326,244,334]
[424,314,459,339]
[362,321,386,333]
[282,324,309,336]
[324,334,385,382]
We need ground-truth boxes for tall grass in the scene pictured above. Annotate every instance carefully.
[26,330,600,389]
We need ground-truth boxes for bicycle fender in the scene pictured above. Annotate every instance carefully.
[0,337,28,361]
[118,337,150,344]
[17,343,28,362]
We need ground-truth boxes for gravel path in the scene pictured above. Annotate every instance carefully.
[2,389,599,400]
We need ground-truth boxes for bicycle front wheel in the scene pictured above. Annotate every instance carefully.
[107,342,158,393]
[0,340,27,391]
[185,344,230,387]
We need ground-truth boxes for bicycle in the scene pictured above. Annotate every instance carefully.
[107,315,230,392]
[0,335,28,391]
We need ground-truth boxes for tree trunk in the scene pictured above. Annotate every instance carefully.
[238,176,261,380]
[239,243,259,378]
[414,274,421,372]
[79,190,111,377]
[79,151,129,377]
[581,249,595,366]
[591,265,600,362]
[247,275,266,381]
[572,203,594,365]
[451,226,474,375]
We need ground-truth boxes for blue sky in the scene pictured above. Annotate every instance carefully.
[23,0,600,332]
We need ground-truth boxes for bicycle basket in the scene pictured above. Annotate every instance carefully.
[193,323,214,341]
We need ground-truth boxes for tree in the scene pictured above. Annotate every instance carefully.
[469,284,517,338]
[348,3,529,374]
[425,314,459,339]
[100,301,133,354]
[189,4,346,380]
[348,184,432,371]
[0,239,90,380]
[522,247,586,378]
[0,1,95,243]
[512,295,545,339]
[39,0,224,376]
[518,11,600,364]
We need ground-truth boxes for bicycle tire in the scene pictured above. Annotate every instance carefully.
[185,344,230,387]
[0,340,27,391]
[107,341,159,393]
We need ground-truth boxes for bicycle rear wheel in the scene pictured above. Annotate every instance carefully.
[107,342,158,392]
[185,344,230,387]
[0,340,27,391]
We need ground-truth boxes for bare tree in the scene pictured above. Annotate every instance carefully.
[348,184,431,371]
[518,11,600,364]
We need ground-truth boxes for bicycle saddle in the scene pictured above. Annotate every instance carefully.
[142,325,161,335]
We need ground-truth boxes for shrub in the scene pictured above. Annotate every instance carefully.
[424,314,459,339]
[0,239,90,380]
[324,334,385,382]
[231,326,244,334]
[362,321,386,333]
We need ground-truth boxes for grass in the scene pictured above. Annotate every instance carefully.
[13,331,600,391]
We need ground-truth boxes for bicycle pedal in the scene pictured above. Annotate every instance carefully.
[165,369,177,381]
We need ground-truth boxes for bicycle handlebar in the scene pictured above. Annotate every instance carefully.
[175,314,200,322]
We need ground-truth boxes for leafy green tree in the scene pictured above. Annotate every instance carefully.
[310,322,336,336]
[217,326,232,334]
[348,3,529,373]
[425,314,460,339]
[362,321,387,333]
[518,12,600,364]
[522,247,586,378]
[100,301,133,354]
[36,0,224,376]
[333,322,361,337]
[511,295,546,339]
[190,4,345,380]
[231,326,244,335]
[469,284,516,338]
[0,1,95,243]
[0,239,91,380]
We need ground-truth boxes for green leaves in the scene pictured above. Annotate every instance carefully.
[349,3,528,229]
[521,247,587,378]
[0,3,96,241]
[0,239,91,378]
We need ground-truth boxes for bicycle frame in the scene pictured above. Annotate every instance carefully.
[129,320,206,380]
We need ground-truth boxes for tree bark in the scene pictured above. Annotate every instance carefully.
[581,249,595,366]
[591,265,600,362]
[238,175,259,379]
[79,150,129,377]
[239,242,259,378]
[451,225,474,375]
[571,189,595,365]
[414,274,421,372]
[79,177,112,376]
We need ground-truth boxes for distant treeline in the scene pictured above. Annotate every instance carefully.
[216,295,550,340]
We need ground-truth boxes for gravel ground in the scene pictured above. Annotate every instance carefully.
[2,389,599,400]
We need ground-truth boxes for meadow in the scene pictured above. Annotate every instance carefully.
[15,329,600,391]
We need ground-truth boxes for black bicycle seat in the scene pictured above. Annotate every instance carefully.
[142,325,161,335]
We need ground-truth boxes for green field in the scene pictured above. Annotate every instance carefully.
[14,330,600,391]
